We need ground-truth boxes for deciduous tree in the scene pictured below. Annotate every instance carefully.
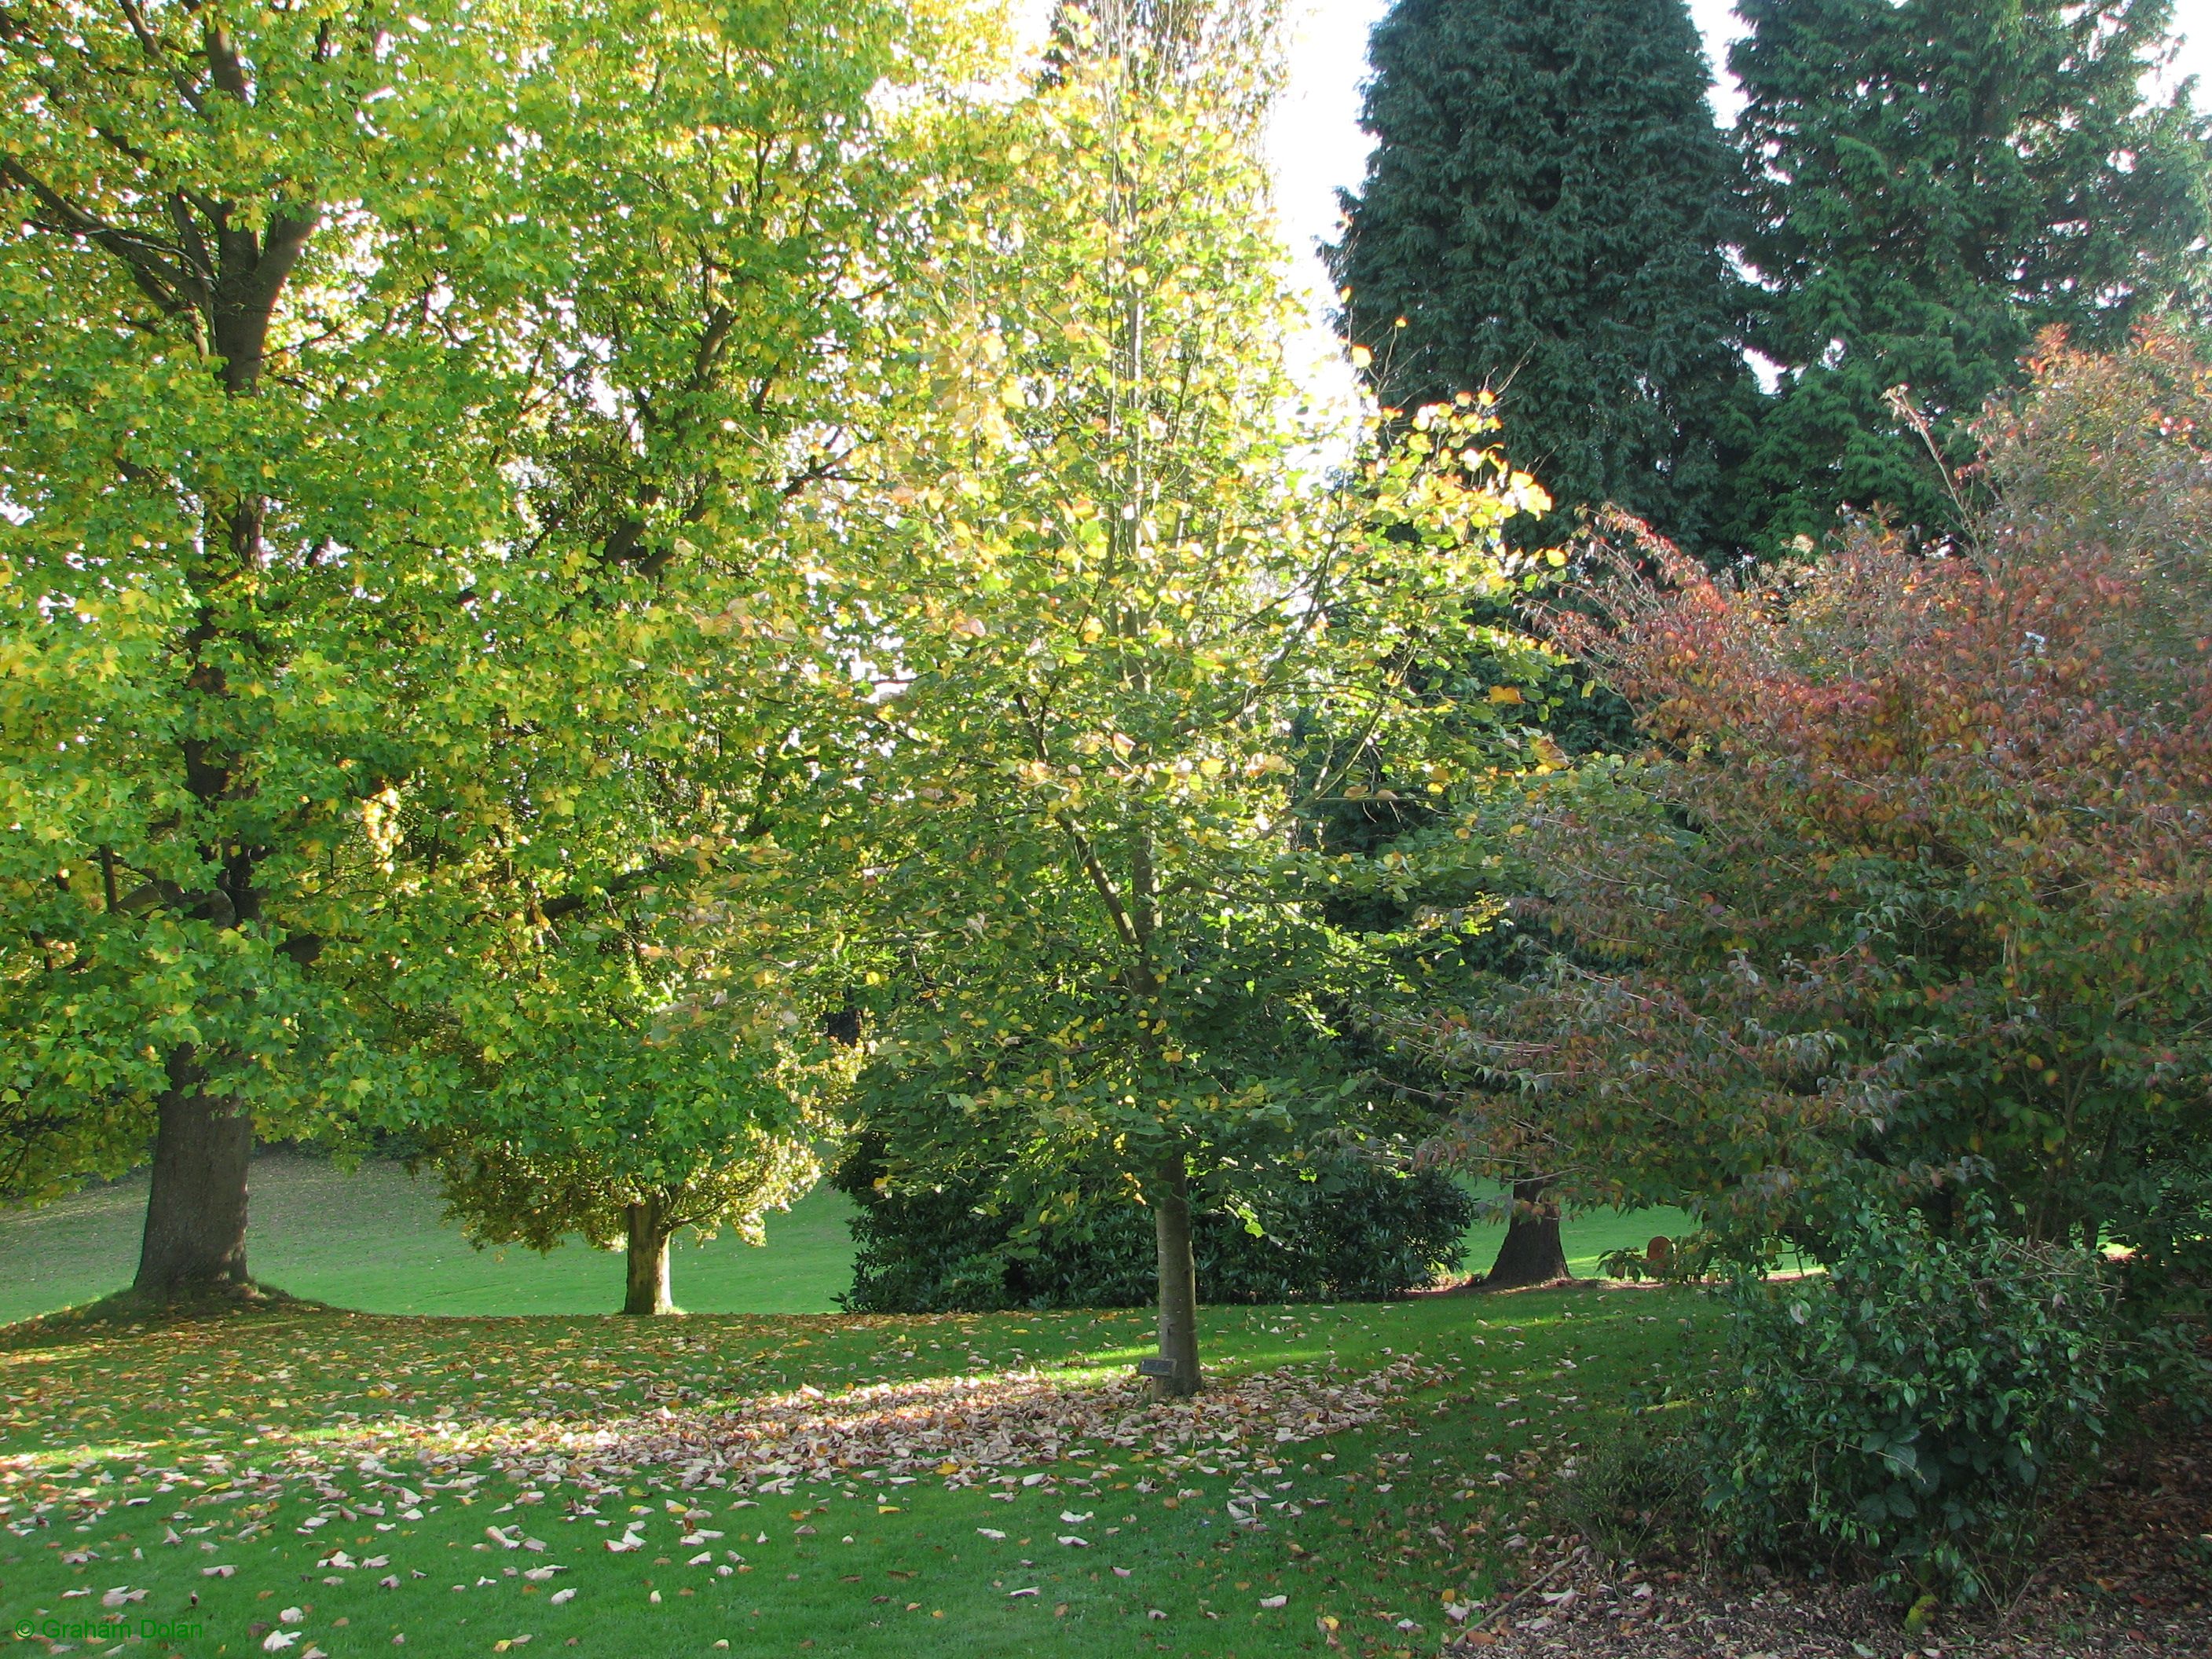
[0,0,928,1306]
[0,0,541,1299]
[840,0,1546,1393]
[349,0,928,1313]
[1416,331,2212,1301]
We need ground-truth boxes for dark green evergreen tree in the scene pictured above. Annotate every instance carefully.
[1330,0,1759,558]
[1732,0,2212,553]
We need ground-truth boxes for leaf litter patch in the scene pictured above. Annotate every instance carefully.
[5,1353,1450,1536]
[342,1355,1441,1508]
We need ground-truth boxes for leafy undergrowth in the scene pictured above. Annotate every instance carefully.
[0,1288,1714,1658]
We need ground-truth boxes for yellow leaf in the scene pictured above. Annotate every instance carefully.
[1487,685,1522,705]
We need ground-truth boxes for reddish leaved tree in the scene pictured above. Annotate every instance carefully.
[1422,329,2212,1280]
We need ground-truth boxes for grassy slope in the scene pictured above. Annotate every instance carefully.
[0,1290,1719,1659]
[0,1156,1689,1325]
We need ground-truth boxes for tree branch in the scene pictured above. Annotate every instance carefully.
[115,0,208,116]
[537,856,690,924]
[0,158,198,315]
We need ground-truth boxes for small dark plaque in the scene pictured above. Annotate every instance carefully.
[1135,1357,1177,1379]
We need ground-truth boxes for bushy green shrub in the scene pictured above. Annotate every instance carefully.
[833,1142,1472,1313]
[1705,1196,2119,1602]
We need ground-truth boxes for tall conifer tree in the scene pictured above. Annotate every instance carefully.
[1731,0,2212,552]
[1331,0,1758,557]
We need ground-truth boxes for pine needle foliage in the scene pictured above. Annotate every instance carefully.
[1331,0,1760,558]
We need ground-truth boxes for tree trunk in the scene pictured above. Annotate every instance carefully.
[30,30,324,1313]
[1483,1176,1569,1289]
[1151,1152,1202,1397]
[622,1198,676,1317]
[134,1047,253,1298]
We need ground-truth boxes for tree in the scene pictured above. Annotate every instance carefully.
[0,0,541,1299]
[838,0,1544,1394]
[1413,331,2212,1301]
[1730,0,2212,555]
[1330,0,1759,558]
[1326,0,1709,1273]
[339,0,926,1314]
[0,0,925,1306]
[428,1045,827,1317]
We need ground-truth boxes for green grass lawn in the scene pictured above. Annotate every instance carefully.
[0,1156,859,1327]
[0,1155,1690,1327]
[0,1288,1720,1659]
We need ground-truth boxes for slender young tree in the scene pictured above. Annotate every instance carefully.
[1731,0,2212,553]
[0,0,540,1299]
[842,0,1544,1394]
[1331,0,1759,558]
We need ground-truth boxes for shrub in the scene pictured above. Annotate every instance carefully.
[1705,1195,2119,1602]
[834,1141,1472,1313]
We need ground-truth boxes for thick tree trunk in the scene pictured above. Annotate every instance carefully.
[134,1048,253,1298]
[1483,1176,1569,1289]
[31,31,323,1313]
[1151,1153,1202,1397]
[622,1198,676,1317]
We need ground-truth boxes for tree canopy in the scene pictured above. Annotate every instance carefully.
[1730,0,2212,553]
[1331,0,1759,558]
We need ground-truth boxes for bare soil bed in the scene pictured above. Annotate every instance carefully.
[1452,1413,2211,1658]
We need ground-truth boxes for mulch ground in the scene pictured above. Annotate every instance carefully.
[1445,1412,2211,1658]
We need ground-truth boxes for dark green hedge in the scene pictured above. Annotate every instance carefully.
[833,1143,1472,1313]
